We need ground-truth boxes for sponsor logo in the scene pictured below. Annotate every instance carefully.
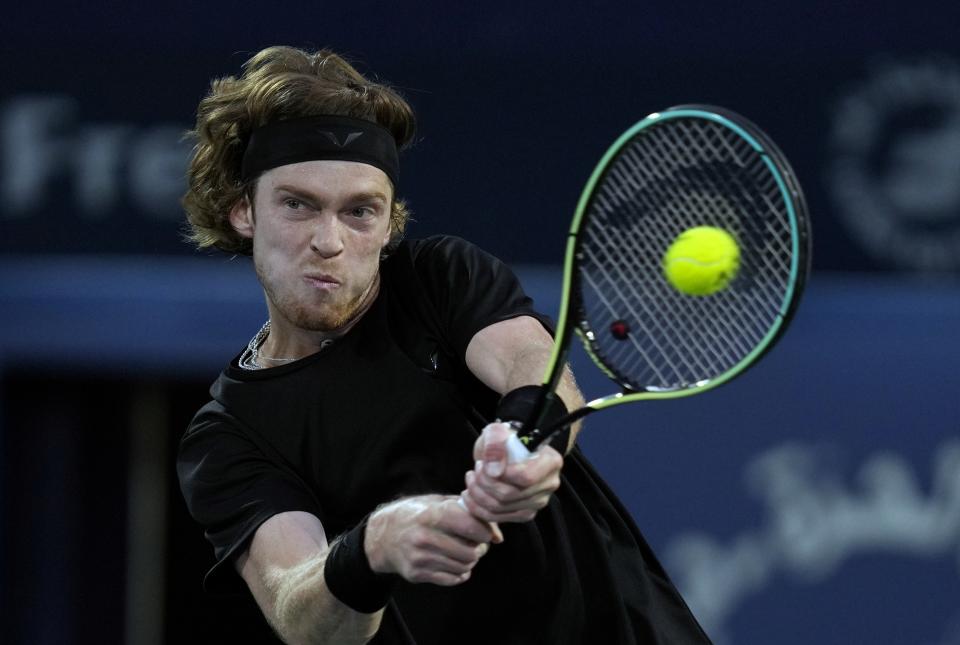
[320,130,363,148]
[825,57,960,271]
[666,439,960,644]
[0,95,188,222]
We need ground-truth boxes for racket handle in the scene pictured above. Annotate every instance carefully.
[457,431,531,511]
[504,432,532,463]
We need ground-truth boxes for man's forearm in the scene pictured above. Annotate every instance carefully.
[264,551,384,645]
[463,316,587,450]
[506,344,586,449]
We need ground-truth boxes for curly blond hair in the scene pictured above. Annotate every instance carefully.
[183,46,416,254]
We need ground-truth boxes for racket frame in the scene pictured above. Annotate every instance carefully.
[524,105,811,444]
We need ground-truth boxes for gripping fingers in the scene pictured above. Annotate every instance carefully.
[375,495,497,585]
[467,466,561,505]
[461,486,548,522]
[462,452,562,523]
[403,541,488,585]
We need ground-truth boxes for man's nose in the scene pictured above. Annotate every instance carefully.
[310,213,345,257]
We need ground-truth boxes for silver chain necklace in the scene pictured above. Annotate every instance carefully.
[237,320,333,370]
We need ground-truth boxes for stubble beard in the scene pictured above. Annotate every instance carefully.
[256,262,380,334]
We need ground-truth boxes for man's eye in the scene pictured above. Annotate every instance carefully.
[284,198,303,210]
[350,207,373,218]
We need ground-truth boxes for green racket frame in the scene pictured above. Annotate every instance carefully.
[522,105,811,447]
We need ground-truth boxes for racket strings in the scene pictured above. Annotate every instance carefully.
[581,208,740,381]
[584,184,744,378]
[582,217,741,385]
[576,118,797,390]
[583,209,735,382]
[596,138,766,366]
[578,261,675,384]
[580,226,718,383]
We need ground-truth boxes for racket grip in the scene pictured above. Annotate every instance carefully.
[504,432,532,463]
[457,431,531,511]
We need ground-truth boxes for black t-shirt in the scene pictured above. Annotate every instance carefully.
[177,236,710,645]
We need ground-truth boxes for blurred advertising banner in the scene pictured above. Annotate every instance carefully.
[1,40,959,275]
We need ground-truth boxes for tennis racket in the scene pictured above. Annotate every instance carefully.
[502,104,811,461]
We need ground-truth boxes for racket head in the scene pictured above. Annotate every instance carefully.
[557,105,811,402]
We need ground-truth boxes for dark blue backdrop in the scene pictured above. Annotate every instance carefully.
[1,2,959,644]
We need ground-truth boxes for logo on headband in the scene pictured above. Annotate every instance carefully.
[321,130,364,148]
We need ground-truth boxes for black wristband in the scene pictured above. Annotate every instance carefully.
[323,516,397,613]
[496,385,571,453]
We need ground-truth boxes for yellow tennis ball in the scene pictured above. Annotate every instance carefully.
[663,226,740,296]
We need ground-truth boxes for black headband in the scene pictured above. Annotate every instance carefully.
[241,115,400,186]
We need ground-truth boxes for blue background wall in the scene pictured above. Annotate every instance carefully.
[1,2,958,643]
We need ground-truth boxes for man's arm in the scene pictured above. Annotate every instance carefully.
[464,314,586,447]
[236,499,498,644]
[236,511,383,645]
[461,315,586,524]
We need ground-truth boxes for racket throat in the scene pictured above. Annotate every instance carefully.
[522,405,596,450]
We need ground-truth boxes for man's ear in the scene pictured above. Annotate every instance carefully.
[229,198,254,239]
[382,221,394,249]
[383,202,400,249]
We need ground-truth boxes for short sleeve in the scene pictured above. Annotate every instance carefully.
[409,236,554,356]
[176,401,323,593]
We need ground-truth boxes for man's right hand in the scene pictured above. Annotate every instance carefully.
[364,494,501,586]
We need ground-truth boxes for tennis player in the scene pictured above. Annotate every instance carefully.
[176,45,711,645]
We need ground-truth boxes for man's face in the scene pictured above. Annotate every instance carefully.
[232,160,394,333]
